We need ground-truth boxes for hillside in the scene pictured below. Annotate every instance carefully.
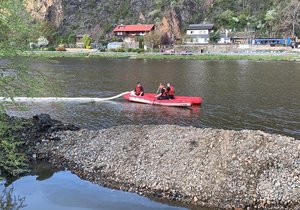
[24,0,300,44]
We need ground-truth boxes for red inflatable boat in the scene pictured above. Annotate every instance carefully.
[123,93,202,107]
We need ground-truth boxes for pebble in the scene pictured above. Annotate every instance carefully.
[34,124,300,209]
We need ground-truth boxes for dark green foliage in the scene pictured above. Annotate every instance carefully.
[0,0,58,181]
[139,39,144,49]
[47,46,56,51]
[0,113,28,178]
[209,31,221,43]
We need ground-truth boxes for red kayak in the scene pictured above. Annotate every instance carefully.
[123,93,202,107]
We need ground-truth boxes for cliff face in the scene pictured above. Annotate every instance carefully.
[25,0,64,27]
[24,0,210,42]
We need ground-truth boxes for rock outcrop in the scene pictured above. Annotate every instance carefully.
[23,0,208,42]
[25,0,64,27]
[34,122,300,209]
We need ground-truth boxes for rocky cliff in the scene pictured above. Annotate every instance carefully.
[24,0,211,43]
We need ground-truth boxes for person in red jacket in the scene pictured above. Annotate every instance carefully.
[134,82,144,96]
[166,83,175,99]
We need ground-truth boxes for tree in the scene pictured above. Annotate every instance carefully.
[144,31,161,51]
[287,0,300,36]
[214,10,236,29]
[209,30,221,43]
[264,9,278,36]
[0,0,52,179]
[82,34,92,48]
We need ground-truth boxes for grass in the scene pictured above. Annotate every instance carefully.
[24,51,131,59]
[24,51,300,61]
[134,53,300,61]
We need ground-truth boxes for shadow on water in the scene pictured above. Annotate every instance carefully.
[1,162,214,210]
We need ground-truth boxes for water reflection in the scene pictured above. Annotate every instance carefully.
[0,163,190,210]
[0,186,26,210]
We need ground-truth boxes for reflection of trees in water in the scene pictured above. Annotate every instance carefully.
[0,187,26,210]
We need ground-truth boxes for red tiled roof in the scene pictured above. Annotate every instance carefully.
[113,24,155,32]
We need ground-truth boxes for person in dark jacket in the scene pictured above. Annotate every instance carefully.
[155,83,168,100]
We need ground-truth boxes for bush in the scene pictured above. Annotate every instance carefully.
[56,46,66,51]
[115,48,125,52]
[137,49,145,53]
[47,46,56,51]
[0,113,28,178]
[127,48,138,52]
[82,34,92,48]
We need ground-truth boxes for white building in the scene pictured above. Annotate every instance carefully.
[186,24,231,44]
[186,24,214,44]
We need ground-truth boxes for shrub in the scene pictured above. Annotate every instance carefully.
[82,34,92,48]
[137,49,145,53]
[115,48,125,52]
[56,46,66,51]
[127,48,138,52]
[0,113,28,178]
[47,46,56,51]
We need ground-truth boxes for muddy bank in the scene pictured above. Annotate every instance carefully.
[31,116,300,210]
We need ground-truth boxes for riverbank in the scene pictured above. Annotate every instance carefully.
[25,50,300,61]
[26,115,300,210]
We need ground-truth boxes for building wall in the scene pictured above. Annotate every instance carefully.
[187,29,209,35]
[186,37,209,44]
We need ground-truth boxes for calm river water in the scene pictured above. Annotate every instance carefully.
[3,58,300,210]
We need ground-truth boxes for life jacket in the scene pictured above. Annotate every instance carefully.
[161,87,167,96]
[135,86,141,95]
[168,86,175,96]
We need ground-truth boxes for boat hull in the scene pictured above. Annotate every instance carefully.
[123,93,202,107]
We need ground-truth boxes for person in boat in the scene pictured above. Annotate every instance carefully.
[166,83,175,99]
[155,83,169,100]
[134,82,144,96]
[156,83,163,94]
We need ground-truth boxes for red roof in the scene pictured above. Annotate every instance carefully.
[113,24,155,32]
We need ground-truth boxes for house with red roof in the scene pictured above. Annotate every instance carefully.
[113,24,155,42]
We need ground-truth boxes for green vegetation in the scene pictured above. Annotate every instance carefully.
[26,51,300,61]
[0,0,54,179]
[82,34,92,49]
[135,54,300,61]
[0,115,28,179]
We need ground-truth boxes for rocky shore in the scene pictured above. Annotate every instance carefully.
[27,114,300,210]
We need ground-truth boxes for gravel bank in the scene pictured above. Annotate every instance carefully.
[36,124,300,209]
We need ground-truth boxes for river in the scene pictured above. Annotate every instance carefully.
[3,58,300,210]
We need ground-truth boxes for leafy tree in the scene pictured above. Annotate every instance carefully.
[82,34,92,48]
[264,9,278,36]
[0,0,54,179]
[214,10,236,29]
[144,31,161,50]
[209,30,221,43]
